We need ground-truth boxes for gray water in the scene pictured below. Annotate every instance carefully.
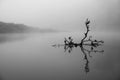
[0,32,120,80]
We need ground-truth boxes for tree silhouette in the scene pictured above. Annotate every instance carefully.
[52,19,104,73]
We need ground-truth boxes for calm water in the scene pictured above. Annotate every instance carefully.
[0,32,120,80]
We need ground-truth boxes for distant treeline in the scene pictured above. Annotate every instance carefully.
[0,21,56,33]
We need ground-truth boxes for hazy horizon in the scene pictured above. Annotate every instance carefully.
[0,0,119,32]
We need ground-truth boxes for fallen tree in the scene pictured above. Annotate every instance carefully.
[52,18,104,73]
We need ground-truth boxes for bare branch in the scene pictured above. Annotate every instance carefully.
[52,18,104,73]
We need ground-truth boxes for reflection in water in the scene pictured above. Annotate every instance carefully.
[0,34,28,43]
[52,19,104,73]
[0,34,28,80]
[53,39,104,73]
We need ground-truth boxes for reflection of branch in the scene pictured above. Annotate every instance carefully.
[52,18,104,74]
[52,41,104,73]
[80,45,90,73]
[80,44,104,73]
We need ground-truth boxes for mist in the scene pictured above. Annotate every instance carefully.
[0,0,119,32]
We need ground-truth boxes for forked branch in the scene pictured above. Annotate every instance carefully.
[52,18,104,73]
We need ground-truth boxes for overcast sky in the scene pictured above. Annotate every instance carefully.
[0,0,119,32]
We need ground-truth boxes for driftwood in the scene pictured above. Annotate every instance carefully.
[52,19,104,73]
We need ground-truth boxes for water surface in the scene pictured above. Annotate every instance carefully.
[0,32,120,80]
